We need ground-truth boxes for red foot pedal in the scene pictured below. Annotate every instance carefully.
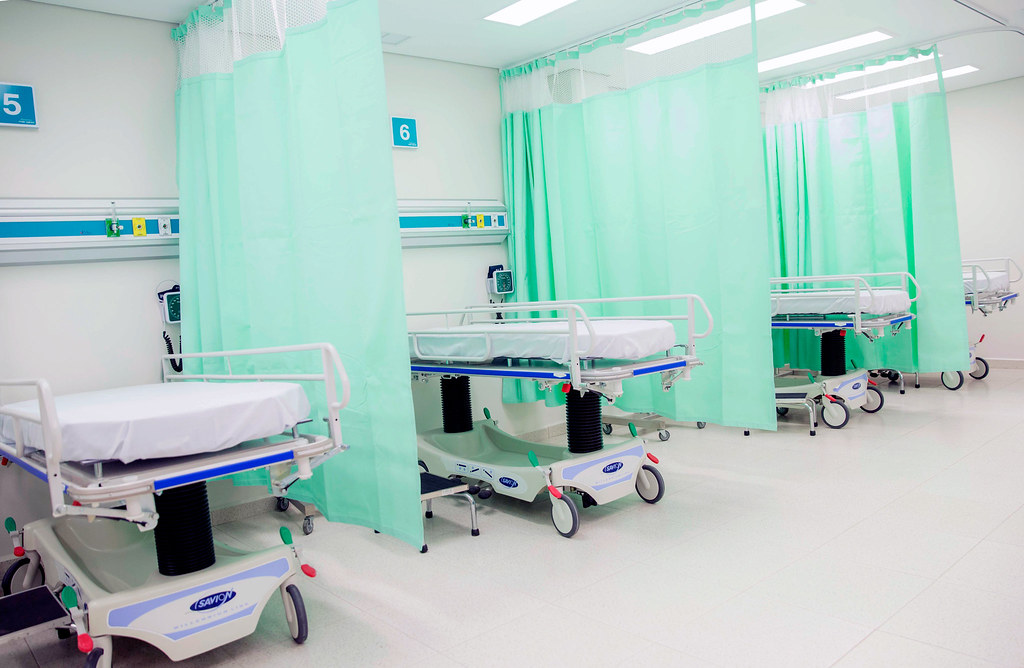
[77,634,93,653]
[13,546,24,557]
[301,564,317,578]
[646,452,659,464]
[547,485,562,499]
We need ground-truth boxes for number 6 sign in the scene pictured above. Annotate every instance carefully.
[391,116,417,148]
[0,83,37,128]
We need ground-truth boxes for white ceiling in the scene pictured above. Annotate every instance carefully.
[29,0,1024,91]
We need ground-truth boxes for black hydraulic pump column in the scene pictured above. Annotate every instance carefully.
[566,389,603,454]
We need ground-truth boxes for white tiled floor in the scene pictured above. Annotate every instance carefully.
[11,369,1024,666]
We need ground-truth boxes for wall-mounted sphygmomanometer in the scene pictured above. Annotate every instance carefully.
[157,282,183,372]
[486,265,514,296]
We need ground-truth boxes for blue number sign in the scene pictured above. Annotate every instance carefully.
[0,83,37,128]
[391,117,417,148]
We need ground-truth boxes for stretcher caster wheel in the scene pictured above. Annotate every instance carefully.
[284,584,308,644]
[83,648,105,668]
[2,557,43,595]
[697,421,707,429]
[602,423,613,435]
[941,371,964,391]
[658,429,670,441]
[551,495,580,538]
[302,517,314,535]
[776,407,789,417]
[275,497,290,512]
[743,430,750,436]
[478,487,493,500]
[420,545,428,553]
[860,386,884,413]
[636,464,665,504]
[970,357,990,380]
[821,400,850,429]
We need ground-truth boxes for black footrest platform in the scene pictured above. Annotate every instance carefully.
[421,472,467,495]
[0,586,71,646]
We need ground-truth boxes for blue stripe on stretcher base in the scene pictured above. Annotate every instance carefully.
[6,453,48,483]
[966,293,1019,305]
[153,450,295,491]
[772,321,855,328]
[0,219,181,238]
[410,365,570,380]
[631,360,687,376]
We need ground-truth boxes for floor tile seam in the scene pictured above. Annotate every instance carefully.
[878,629,1011,666]
[20,638,43,668]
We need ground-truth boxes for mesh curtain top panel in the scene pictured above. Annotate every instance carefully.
[763,49,969,374]
[499,0,777,431]
[173,0,423,548]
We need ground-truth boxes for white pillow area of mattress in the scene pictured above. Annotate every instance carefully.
[963,270,1009,294]
[410,319,677,364]
[0,382,310,463]
[772,289,911,316]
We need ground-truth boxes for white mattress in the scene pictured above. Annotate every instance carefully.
[963,270,1009,294]
[0,382,310,463]
[772,289,911,316]
[410,320,677,364]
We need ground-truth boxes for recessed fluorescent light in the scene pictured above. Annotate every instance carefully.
[803,54,936,88]
[484,0,579,27]
[628,0,805,56]
[758,31,892,74]
[836,65,979,100]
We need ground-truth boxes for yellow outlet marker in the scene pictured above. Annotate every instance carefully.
[476,214,485,228]
[132,217,147,236]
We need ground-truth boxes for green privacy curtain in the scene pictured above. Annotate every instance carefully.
[764,48,968,374]
[499,0,776,431]
[173,0,423,548]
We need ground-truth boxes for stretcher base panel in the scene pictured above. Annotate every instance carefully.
[418,421,653,515]
[23,515,303,663]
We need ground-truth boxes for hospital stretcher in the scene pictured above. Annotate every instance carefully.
[408,295,712,537]
[769,273,918,435]
[922,258,1022,391]
[0,344,349,668]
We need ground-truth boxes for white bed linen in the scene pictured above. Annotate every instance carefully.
[410,319,677,364]
[963,270,1009,294]
[0,382,310,463]
[772,289,911,316]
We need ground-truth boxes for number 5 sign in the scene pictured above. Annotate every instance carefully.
[0,83,37,128]
[391,117,417,148]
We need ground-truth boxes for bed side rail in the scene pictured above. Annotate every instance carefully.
[161,343,351,451]
[962,258,1022,311]
[770,272,919,334]
[408,294,713,389]
[1,344,351,527]
[0,379,66,520]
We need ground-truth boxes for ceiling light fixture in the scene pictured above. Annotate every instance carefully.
[803,53,936,88]
[836,65,979,100]
[484,0,579,27]
[627,0,805,56]
[758,30,892,74]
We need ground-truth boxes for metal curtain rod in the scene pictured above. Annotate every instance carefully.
[951,0,1024,36]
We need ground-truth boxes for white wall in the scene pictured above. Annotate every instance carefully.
[386,53,563,436]
[947,76,1024,362]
